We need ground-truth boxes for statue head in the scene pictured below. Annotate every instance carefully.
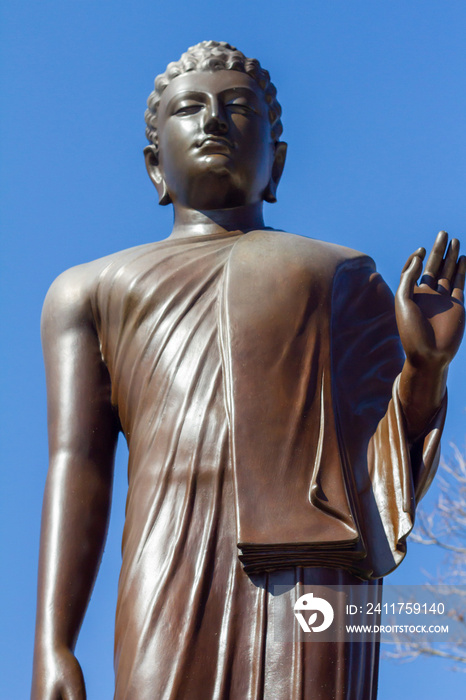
[144,41,287,209]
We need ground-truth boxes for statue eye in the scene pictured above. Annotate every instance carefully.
[226,101,255,115]
[174,103,203,116]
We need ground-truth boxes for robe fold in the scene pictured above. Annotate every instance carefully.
[219,231,445,577]
[90,229,444,699]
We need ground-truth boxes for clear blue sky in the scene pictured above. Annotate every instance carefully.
[1,1,465,698]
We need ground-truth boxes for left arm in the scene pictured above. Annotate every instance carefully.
[331,239,463,577]
[395,231,465,440]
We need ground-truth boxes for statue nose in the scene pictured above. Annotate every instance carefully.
[204,99,228,134]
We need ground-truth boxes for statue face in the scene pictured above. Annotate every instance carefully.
[153,70,279,209]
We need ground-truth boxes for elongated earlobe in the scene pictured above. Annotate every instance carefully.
[157,180,172,206]
[263,142,287,204]
[143,145,172,206]
[263,184,278,204]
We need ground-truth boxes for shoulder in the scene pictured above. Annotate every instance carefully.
[41,242,158,335]
[252,231,394,309]
[243,229,373,270]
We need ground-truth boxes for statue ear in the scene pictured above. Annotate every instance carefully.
[263,142,287,203]
[143,145,172,206]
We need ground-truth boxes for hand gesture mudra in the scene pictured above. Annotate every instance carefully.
[396,231,465,372]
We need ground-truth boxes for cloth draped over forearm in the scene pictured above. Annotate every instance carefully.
[219,230,446,579]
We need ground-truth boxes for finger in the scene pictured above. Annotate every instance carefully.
[452,255,466,302]
[420,230,449,287]
[401,247,425,274]
[437,238,460,294]
[398,254,423,300]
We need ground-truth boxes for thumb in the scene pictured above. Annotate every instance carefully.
[397,253,423,301]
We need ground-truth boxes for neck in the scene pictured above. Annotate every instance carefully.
[169,202,266,239]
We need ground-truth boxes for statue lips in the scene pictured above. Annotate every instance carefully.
[195,136,235,156]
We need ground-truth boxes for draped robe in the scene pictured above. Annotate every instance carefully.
[90,229,445,699]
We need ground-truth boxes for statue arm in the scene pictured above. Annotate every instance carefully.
[395,232,465,441]
[332,257,448,576]
[334,233,464,451]
[32,267,120,700]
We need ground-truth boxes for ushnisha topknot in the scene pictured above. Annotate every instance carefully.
[145,41,283,154]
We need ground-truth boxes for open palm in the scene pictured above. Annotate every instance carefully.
[395,231,465,370]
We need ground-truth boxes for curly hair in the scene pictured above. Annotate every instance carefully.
[145,41,283,153]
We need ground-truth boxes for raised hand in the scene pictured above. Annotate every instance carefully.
[395,231,465,439]
[395,231,465,372]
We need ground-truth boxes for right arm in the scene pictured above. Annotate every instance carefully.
[32,267,120,700]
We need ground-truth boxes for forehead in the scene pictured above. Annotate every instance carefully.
[159,69,265,108]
